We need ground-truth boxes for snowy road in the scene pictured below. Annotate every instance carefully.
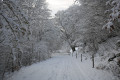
[8,54,116,80]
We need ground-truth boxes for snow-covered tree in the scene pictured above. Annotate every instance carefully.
[0,0,30,79]
[103,0,120,32]
[55,5,83,53]
[0,0,63,79]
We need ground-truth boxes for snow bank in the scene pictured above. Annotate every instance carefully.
[96,37,120,78]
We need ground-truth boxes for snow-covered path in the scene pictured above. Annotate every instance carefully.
[8,54,116,80]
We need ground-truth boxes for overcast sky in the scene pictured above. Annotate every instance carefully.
[46,0,74,16]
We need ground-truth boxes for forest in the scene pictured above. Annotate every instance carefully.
[0,0,120,80]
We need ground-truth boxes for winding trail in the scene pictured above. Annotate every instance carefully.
[8,54,116,80]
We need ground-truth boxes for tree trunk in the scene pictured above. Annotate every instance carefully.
[11,49,14,72]
[76,52,77,58]
[81,54,82,62]
[92,54,94,68]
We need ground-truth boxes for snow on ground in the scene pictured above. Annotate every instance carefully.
[7,54,118,80]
